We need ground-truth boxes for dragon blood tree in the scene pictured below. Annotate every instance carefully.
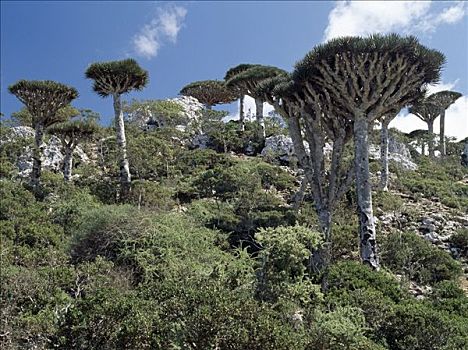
[257,72,355,271]
[378,107,404,192]
[409,98,440,158]
[224,64,259,132]
[85,59,148,198]
[429,90,462,156]
[179,80,238,110]
[8,80,78,189]
[47,109,99,181]
[292,34,445,268]
[226,64,286,141]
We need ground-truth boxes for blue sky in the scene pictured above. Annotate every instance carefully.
[1,1,467,139]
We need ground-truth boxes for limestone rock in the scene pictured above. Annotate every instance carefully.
[4,126,89,176]
[369,135,417,170]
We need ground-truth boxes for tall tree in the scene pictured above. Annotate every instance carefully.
[379,108,400,191]
[292,34,444,268]
[258,73,355,271]
[226,64,286,141]
[429,90,462,156]
[409,100,440,158]
[85,59,148,197]
[408,129,430,155]
[179,80,237,110]
[224,64,258,132]
[8,80,78,189]
[47,109,99,181]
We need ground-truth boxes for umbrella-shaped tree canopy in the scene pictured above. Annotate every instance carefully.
[179,80,238,107]
[293,34,445,119]
[8,80,79,127]
[85,59,149,97]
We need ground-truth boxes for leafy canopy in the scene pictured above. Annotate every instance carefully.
[293,33,445,84]
[8,80,79,126]
[179,80,238,106]
[85,58,149,97]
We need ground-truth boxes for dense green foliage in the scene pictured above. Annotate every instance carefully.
[2,33,467,349]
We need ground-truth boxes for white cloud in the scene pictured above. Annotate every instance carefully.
[133,5,187,59]
[390,81,467,141]
[323,1,466,41]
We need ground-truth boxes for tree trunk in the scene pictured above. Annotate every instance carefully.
[421,142,425,156]
[255,98,266,140]
[427,119,435,158]
[380,119,390,192]
[113,93,131,198]
[239,95,245,132]
[63,145,74,181]
[31,122,44,189]
[293,176,308,211]
[354,117,379,269]
[439,109,446,157]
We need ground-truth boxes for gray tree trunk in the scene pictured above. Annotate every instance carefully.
[239,95,245,132]
[427,119,435,158]
[439,110,446,156]
[292,176,308,211]
[354,117,379,269]
[31,122,44,189]
[380,119,390,192]
[63,145,74,181]
[113,93,132,197]
[255,98,266,140]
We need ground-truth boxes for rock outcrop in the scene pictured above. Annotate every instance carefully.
[369,134,417,170]
[2,126,89,176]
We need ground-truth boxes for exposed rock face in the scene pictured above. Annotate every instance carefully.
[169,96,204,122]
[130,96,204,131]
[3,126,89,176]
[261,135,312,164]
[369,134,417,170]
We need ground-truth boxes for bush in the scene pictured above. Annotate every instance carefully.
[381,301,468,350]
[126,180,175,210]
[308,306,387,350]
[429,280,468,317]
[449,228,468,258]
[327,261,405,302]
[255,225,323,305]
[381,232,461,285]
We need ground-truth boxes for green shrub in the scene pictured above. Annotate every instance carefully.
[381,301,468,350]
[381,232,461,284]
[308,306,387,350]
[429,280,468,317]
[126,180,175,210]
[255,225,323,305]
[327,261,405,302]
[449,228,468,258]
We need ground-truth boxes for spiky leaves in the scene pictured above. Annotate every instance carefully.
[85,59,148,97]
[8,80,79,127]
[294,34,445,120]
[179,80,238,108]
[225,65,287,99]
[47,119,99,144]
[428,90,462,110]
